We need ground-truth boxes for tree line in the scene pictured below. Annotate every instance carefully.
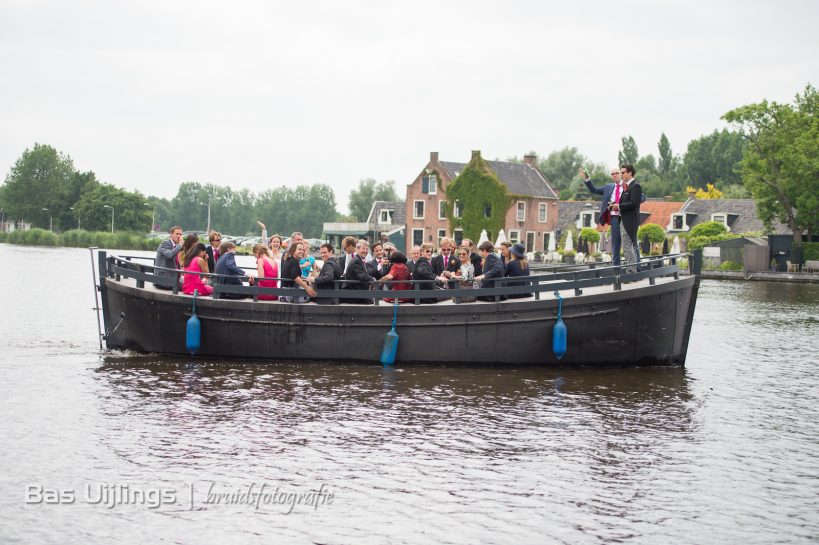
[2,84,815,241]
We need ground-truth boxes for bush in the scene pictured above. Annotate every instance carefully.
[637,223,666,243]
[688,234,740,251]
[798,242,819,261]
[580,227,600,244]
[720,260,743,271]
[690,221,728,238]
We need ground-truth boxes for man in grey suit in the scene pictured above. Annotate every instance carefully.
[154,226,183,289]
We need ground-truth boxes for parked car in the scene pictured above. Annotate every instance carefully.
[239,236,263,247]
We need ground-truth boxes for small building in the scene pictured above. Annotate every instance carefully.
[668,198,790,234]
[321,200,407,251]
[702,236,768,269]
[405,151,559,253]
[1,219,31,233]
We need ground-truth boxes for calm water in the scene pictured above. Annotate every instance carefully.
[1,244,817,544]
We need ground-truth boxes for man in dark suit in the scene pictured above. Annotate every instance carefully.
[214,241,254,299]
[310,243,343,303]
[154,226,183,289]
[610,164,642,273]
[366,241,389,280]
[431,237,460,288]
[205,231,222,272]
[474,240,504,302]
[342,239,375,303]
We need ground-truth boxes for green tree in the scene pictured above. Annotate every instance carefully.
[723,84,819,242]
[1,143,77,230]
[618,136,639,166]
[537,147,590,200]
[347,179,400,221]
[658,133,674,177]
[637,223,667,243]
[74,183,151,232]
[690,220,728,238]
[682,129,746,188]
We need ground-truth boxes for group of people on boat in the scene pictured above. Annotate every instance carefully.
[153,225,532,303]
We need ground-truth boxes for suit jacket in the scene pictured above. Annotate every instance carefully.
[584,178,647,225]
[366,259,389,280]
[314,257,342,289]
[206,245,220,273]
[481,253,504,288]
[407,259,417,276]
[431,254,461,276]
[412,257,437,290]
[154,239,182,286]
[214,252,245,285]
[343,255,374,289]
[618,180,643,242]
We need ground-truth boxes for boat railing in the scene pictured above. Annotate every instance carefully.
[101,251,696,305]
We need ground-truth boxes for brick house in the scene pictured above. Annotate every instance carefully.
[404,151,559,253]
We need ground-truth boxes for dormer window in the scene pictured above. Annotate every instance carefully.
[711,213,730,231]
[379,210,393,224]
[577,211,597,229]
[669,213,689,231]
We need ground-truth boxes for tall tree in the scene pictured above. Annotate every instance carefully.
[618,136,639,166]
[74,183,151,232]
[722,84,819,242]
[1,143,76,230]
[682,129,746,188]
[658,133,674,176]
[347,179,400,221]
[537,147,587,200]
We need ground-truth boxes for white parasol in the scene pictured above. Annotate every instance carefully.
[547,231,556,252]
[564,231,574,252]
[495,229,507,247]
[671,235,680,254]
[477,229,489,246]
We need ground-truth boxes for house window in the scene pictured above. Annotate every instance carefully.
[581,212,594,228]
[379,210,393,224]
[671,214,686,231]
[484,204,492,218]
[517,202,526,222]
[454,229,463,246]
[439,201,447,220]
[437,229,446,243]
[412,229,424,247]
[526,232,536,252]
[413,200,424,219]
[543,232,550,251]
[711,213,728,230]
[509,230,520,243]
[454,200,463,218]
[538,202,547,222]
[422,175,437,195]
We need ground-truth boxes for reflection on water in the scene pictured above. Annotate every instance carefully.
[1,245,818,544]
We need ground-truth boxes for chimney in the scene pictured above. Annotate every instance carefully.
[687,188,696,199]
[430,151,438,163]
[471,150,481,160]
[523,154,537,166]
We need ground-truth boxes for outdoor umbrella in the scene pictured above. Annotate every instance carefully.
[477,229,489,246]
[565,232,574,252]
[662,238,669,255]
[641,234,651,254]
[495,229,507,247]
[547,232,556,252]
[671,236,680,254]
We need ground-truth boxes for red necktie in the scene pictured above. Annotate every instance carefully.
[615,184,622,203]
[444,256,448,269]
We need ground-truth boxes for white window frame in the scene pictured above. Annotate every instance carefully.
[412,228,424,247]
[509,230,520,243]
[437,228,446,242]
[538,202,548,223]
[711,213,729,231]
[526,231,536,253]
[428,175,437,195]
[668,213,689,232]
[413,200,425,220]
[580,211,596,228]
[454,228,464,245]
[516,201,526,222]
[454,200,463,218]
[438,200,447,220]
[379,209,393,224]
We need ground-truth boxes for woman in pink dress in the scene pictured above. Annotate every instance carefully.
[254,244,279,301]
[182,243,213,296]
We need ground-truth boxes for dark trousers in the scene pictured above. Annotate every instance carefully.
[610,215,622,266]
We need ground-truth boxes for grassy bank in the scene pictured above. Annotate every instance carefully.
[0,228,159,250]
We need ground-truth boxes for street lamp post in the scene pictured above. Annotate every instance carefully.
[103,205,114,233]
[199,196,213,234]
[70,206,81,230]
[145,203,154,233]
[42,208,52,232]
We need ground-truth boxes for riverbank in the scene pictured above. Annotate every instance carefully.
[699,270,819,283]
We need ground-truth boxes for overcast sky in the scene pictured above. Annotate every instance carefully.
[1,0,816,212]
